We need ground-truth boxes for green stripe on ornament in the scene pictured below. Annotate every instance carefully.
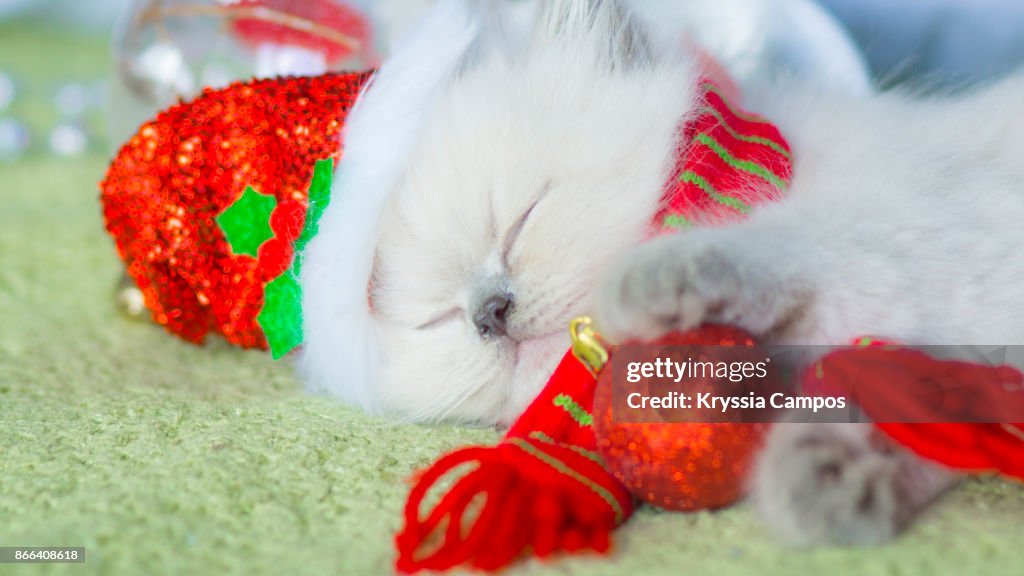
[662,213,693,230]
[698,105,792,159]
[678,171,751,214]
[856,336,877,348]
[509,438,625,522]
[529,431,605,465]
[553,394,593,428]
[693,133,788,190]
[701,82,772,125]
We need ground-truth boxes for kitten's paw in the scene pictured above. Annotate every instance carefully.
[596,233,804,342]
[752,422,956,547]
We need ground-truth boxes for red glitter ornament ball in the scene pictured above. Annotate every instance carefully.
[593,326,771,511]
[101,71,372,348]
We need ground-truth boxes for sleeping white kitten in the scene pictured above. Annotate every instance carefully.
[365,2,688,425]
[301,0,1023,547]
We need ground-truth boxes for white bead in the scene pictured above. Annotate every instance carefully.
[0,116,30,161]
[54,82,93,117]
[49,122,89,158]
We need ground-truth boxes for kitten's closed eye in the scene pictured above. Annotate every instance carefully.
[501,186,549,268]
[501,199,539,265]
[416,190,550,333]
[416,307,462,330]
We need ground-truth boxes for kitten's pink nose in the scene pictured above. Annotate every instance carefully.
[473,294,513,338]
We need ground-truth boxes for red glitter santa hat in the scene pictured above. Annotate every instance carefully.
[101,71,370,351]
[101,0,480,375]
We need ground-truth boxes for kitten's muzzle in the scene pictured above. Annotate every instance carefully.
[474,293,513,339]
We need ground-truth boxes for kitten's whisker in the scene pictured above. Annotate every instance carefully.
[433,367,503,423]
[391,366,494,424]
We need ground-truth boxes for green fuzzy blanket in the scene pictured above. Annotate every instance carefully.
[1,22,1022,576]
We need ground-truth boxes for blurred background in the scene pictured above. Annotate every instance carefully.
[1,0,1024,165]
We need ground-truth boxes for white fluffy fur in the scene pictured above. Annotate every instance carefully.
[626,0,871,96]
[299,0,481,411]
[599,73,1024,350]
[301,0,874,424]
[303,0,1024,424]
[754,75,1024,347]
[370,0,872,96]
[362,1,697,425]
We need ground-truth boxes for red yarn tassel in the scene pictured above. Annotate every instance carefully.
[395,351,635,573]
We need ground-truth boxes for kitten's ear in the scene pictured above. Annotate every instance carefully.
[532,0,654,70]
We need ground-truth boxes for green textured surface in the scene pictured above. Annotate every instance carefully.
[2,21,1024,576]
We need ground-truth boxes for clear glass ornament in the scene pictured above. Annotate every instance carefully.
[107,0,375,150]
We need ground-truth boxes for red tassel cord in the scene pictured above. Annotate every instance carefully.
[395,350,634,573]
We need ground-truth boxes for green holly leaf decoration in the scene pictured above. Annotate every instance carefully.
[258,270,304,359]
[294,158,335,257]
[216,186,278,257]
[256,158,335,359]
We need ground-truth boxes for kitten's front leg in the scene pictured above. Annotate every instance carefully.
[597,227,814,342]
[752,421,959,546]
[596,226,959,546]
